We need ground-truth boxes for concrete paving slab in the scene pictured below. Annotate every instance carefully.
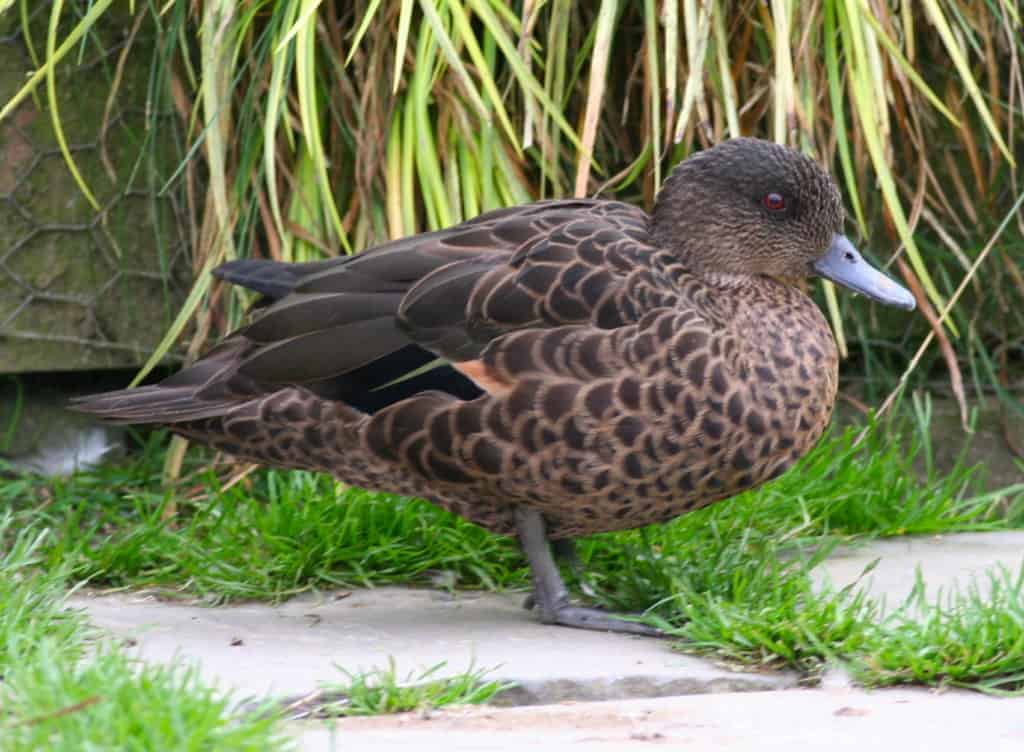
[69,530,1024,730]
[813,531,1024,609]
[70,587,795,705]
[290,687,1024,752]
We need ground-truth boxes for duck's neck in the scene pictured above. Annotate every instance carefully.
[700,276,840,495]
[651,255,839,393]
[729,276,839,421]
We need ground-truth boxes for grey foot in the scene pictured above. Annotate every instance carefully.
[515,507,661,637]
[521,590,662,636]
[538,604,663,636]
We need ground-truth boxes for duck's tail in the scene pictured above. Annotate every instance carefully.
[70,242,491,431]
[68,340,258,424]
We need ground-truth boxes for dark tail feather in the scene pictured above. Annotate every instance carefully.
[69,386,241,424]
[213,258,341,301]
[68,340,251,425]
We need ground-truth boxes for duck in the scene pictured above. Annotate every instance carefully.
[73,138,915,635]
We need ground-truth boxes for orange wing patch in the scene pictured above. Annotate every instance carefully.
[454,360,513,396]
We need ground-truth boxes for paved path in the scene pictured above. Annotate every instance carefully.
[75,587,795,704]
[69,530,1024,750]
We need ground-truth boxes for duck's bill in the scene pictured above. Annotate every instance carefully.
[814,235,916,310]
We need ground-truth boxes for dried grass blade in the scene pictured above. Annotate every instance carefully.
[663,0,679,143]
[855,0,958,125]
[920,0,1015,164]
[467,0,587,156]
[770,0,795,144]
[897,258,969,430]
[575,0,617,196]
[711,0,740,138]
[672,0,711,143]
[640,0,661,190]
[401,101,418,234]
[823,281,848,358]
[386,112,404,239]
[838,0,948,326]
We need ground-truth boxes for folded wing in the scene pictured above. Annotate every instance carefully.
[72,199,653,423]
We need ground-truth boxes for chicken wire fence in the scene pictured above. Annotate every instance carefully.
[0,4,190,374]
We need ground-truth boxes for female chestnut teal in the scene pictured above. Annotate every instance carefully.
[74,138,915,635]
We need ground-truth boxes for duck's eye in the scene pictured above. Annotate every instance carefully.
[763,192,786,212]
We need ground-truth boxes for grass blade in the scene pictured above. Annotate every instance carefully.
[393,0,415,93]
[44,0,101,212]
[0,0,116,123]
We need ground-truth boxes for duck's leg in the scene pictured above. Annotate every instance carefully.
[552,538,583,572]
[515,507,661,637]
[521,538,582,611]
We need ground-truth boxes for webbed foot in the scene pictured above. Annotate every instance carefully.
[538,603,663,636]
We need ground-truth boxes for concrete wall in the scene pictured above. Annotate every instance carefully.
[0,6,189,373]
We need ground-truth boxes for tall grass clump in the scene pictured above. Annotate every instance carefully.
[2,1,1022,411]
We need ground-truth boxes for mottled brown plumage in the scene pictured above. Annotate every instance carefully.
[73,139,914,633]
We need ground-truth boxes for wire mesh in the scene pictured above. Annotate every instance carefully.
[0,4,190,374]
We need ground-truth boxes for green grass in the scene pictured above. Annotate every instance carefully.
[5,441,528,602]
[0,517,289,751]
[852,567,1024,693]
[311,660,512,719]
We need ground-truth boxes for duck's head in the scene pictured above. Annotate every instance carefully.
[652,138,915,310]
